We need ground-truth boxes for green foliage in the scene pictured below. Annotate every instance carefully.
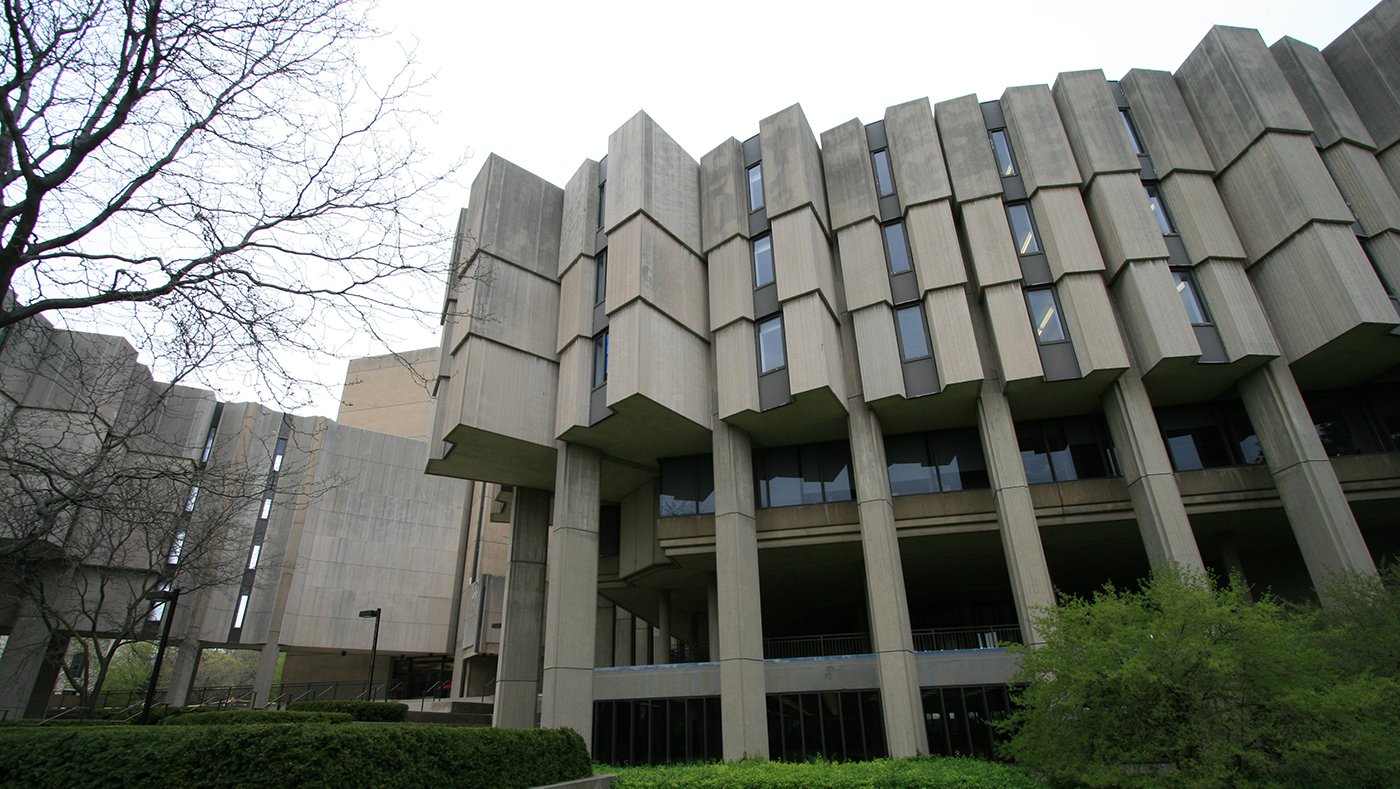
[95,641,157,694]
[602,756,1046,788]
[162,709,352,726]
[0,724,591,788]
[190,649,264,688]
[999,565,1400,788]
[287,699,409,722]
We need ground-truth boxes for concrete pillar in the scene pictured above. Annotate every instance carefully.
[845,398,929,757]
[252,641,280,708]
[163,641,203,707]
[1102,371,1206,573]
[713,418,769,760]
[493,486,550,728]
[540,442,601,742]
[1239,359,1378,600]
[977,384,1056,645]
[0,615,66,719]
[595,599,616,668]
[613,610,633,667]
[706,577,720,661]
[655,592,672,665]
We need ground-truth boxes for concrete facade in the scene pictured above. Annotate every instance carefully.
[428,2,1400,765]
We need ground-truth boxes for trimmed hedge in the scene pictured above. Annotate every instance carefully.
[0,724,591,788]
[602,756,1048,788]
[287,699,408,722]
[163,709,353,726]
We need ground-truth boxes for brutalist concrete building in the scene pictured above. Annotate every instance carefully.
[427,0,1400,764]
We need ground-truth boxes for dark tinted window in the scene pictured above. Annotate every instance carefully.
[755,441,854,508]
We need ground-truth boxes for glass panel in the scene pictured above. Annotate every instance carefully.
[271,436,287,472]
[233,593,250,629]
[247,543,262,570]
[883,222,912,274]
[1158,406,1236,470]
[1173,270,1209,325]
[597,183,606,230]
[593,331,609,388]
[1121,109,1146,156]
[922,689,951,756]
[872,149,895,197]
[1145,185,1176,235]
[747,163,765,212]
[757,316,786,373]
[1006,203,1040,255]
[761,447,802,508]
[595,250,608,306]
[1025,288,1066,343]
[201,426,218,464]
[259,498,273,519]
[697,462,715,514]
[895,304,931,360]
[886,433,936,497]
[1064,417,1110,479]
[934,428,989,491]
[659,457,699,517]
[1043,421,1076,481]
[799,445,825,505]
[167,531,186,564]
[752,235,774,288]
[821,442,853,502]
[1017,422,1054,484]
[989,129,1017,177]
[185,486,200,513]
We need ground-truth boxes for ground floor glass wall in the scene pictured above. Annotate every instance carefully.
[766,690,887,762]
[921,684,1012,758]
[592,697,721,765]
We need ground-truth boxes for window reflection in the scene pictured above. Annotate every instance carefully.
[1015,416,1120,484]
[1025,288,1066,344]
[754,441,854,508]
[757,316,786,373]
[989,130,1017,177]
[895,304,931,361]
[885,428,989,496]
[1006,203,1040,255]
[883,221,912,274]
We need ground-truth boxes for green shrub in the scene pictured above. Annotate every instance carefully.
[0,724,590,788]
[287,699,408,722]
[163,709,353,726]
[602,757,1046,788]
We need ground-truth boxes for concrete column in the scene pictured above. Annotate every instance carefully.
[1239,359,1378,600]
[595,599,616,668]
[977,384,1056,645]
[540,442,601,742]
[252,641,280,708]
[846,398,929,757]
[1102,371,1206,573]
[613,610,633,667]
[713,418,769,760]
[706,577,720,661]
[493,486,551,728]
[655,592,672,665]
[163,641,203,707]
[0,615,66,719]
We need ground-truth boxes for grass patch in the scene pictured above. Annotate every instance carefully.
[599,756,1047,788]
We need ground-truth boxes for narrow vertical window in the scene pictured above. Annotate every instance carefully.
[148,583,173,622]
[895,304,931,361]
[1025,288,1067,344]
[592,330,609,388]
[233,593,250,629]
[882,221,912,274]
[259,497,273,520]
[247,543,262,570]
[167,532,186,565]
[597,182,606,230]
[1120,109,1146,156]
[752,234,774,288]
[200,426,217,465]
[1144,184,1176,235]
[989,129,1017,177]
[747,163,765,212]
[872,149,895,197]
[184,486,200,513]
[1172,269,1210,326]
[271,436,287,472]
[1006,204,1041,255]
[757,316,786,373]
[594,250,608,306]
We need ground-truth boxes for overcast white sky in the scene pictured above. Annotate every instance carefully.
[303,0,1379,415]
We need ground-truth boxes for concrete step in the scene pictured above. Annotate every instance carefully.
[404,710,493,727]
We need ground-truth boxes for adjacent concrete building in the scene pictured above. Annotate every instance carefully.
[428,1,1400,763]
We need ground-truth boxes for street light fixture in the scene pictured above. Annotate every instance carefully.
[359,608,381,702]
[140,587,181,725]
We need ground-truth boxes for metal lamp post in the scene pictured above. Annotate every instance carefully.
[139,587,181,725]
[359,608,381,702]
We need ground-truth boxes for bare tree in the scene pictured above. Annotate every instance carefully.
[0,0,459,400]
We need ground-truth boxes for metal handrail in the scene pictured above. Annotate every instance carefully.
[762,632,871,659]
[911,624,1022,652]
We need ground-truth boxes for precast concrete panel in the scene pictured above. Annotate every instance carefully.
[606,217,709,338]
[1366,231,1400,295]
[1215,133,1358,261]
[708,237,758,331]
[1324,0,1400,153]
[1111,260,1201,373]
[458,253,561,362]
[1057,272,1130,376]
[1119,69,1216,177]
[605,301,713,430]
[1001,85,1082,195]
[1031,187,1114,279]
[982,283,1044,385]
[905,201,969,292]
[453,338,559,450]
[701,138,748,253]
[885,97,953,207]
[773,210,840,313]
[836,219,895,311]
[1319,143,1400,237]
[1080,175,1172,278]
[1271,37,1375,150]
[933,95,1002,204]
[606,112,702,254]
[1157,173,1249,263]
[556,255,597,353]
[819,118,880,231]
[619,480,667,579]
[714,320,760,419]
[558,160,602,276]
[463,155,564,280]
[959,197,1023,288]
[924,286,982,389]
[759,104,830,231]
[1051,70,1141,185]
[851,304,905,402]
[554,338,592,436]
[784,292,849,407]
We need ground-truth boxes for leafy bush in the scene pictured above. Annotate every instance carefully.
[0,724,590,788]
[163,709,352,726]
[287,699,408,722]
[602,756,1046,788]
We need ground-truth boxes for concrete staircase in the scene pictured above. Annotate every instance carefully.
[403,699,493,727]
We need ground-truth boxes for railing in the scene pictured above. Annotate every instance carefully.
[911,624,1021,652]
[763,632,871,659]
